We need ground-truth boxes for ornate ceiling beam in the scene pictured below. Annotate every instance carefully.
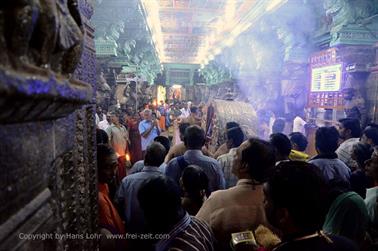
[160,7,223,13]
[163,33,206,37]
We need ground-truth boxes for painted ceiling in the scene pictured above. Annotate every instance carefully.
[142,0,259,64]
[160,0,230,63]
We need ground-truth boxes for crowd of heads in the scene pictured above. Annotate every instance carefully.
[96,99,378,251]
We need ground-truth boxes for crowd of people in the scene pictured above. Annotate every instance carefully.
[95,101,378,251]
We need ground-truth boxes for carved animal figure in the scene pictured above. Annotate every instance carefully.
[324,0,378,31]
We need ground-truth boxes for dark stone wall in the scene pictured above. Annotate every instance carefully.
[0,121,55,223]
[0,1,97,250]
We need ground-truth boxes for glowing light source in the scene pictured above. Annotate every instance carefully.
[214,48,221,55]
[194,0,260,65]
[225,37,235,47]
[157,85,166,105]
[224,0,236,25]
[140,0,166,62]
[266,0,287,12]
[192,0,287,66]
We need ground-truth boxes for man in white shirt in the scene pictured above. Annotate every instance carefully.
[180,102,191,118]
[293,115,307,135]
[336,118,361,170]
[98,112,111,131]
[96,105,106,127]
[106,112,130,181]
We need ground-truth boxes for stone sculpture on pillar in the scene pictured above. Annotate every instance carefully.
[0,0,83,76]
[343,67,370,126]
[324,0,378,32]
[96,71,111,106]
[324,0,378,124]
[276,22,311,119]
[0,0,91,122]
[0,1,97,250]
[343,87,366,124]
[0,0,40,70]
[324,0,378,46]
[56,0,84,76]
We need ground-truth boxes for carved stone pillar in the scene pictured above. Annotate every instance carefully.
[368,42,378,122]
[335,45,375,125]
[325,0,378,124]
[0,0,97,250]
[278,37,311,121]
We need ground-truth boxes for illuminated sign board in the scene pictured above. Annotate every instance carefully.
[310,64,342,92]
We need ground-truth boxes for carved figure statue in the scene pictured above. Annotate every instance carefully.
[34,0,58,69]
[343,88,367,126]
[125,81,137,108]
[0,0,40,69]
[108,20,124,43]
[223,88,235,101]
[276,24,309,63]
[56,0,84,76]
[123,82,130,98]
[98,72,111,92]
[324,0,378,32]
[0,9,9,66]
[0,0,84,76]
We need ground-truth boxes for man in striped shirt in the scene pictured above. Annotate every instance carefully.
[138,176,215,251]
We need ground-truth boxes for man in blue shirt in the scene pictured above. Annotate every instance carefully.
[115,142,166,249]
[309,127,351,184]
[165,125,225,195]
[138,109,160,157]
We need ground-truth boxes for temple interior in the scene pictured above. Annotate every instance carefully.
[1,0,378,250]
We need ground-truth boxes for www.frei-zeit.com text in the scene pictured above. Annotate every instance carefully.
[19,233,170,240]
